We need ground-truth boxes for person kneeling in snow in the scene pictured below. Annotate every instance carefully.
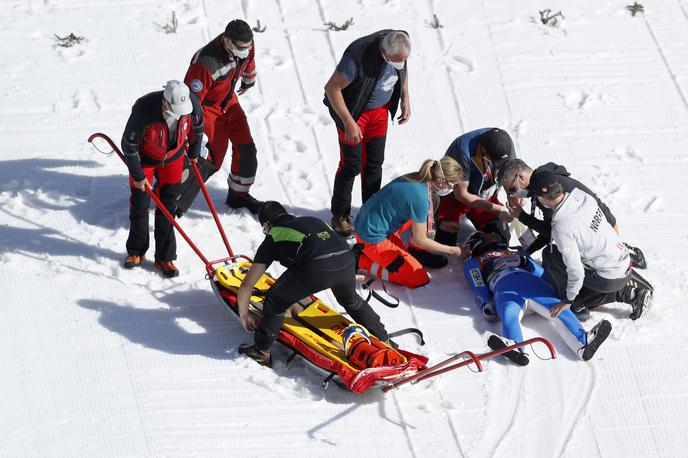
[353,157,465,288]
[237,201,389,366]
[463,231,612,365]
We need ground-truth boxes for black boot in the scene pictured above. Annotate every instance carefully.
[226,191,263,214]
[578,319,612,361]
[487,334,529,366]
[433,228,458,246]
[408,247,448,268]
[238,343,272,367]
[618,284,652,320]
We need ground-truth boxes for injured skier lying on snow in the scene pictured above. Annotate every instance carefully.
[462,231,612,365]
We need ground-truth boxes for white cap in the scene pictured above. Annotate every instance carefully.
[163,80,193,116]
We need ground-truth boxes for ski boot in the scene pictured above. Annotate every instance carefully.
[486,333,529,366]
[578,319,612,361]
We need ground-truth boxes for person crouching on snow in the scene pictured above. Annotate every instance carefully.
[353,157,464,288]
[463,231,612,365]
[237,201,389,366]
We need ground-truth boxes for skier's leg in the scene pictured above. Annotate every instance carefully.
[493,290,526,345]
[520,274,588,352]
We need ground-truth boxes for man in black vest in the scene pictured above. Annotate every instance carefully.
[324,30,411,237]
[237,201,389,366]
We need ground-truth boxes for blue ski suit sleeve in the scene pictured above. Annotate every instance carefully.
[463,258,491,308]
[525,255,545,278]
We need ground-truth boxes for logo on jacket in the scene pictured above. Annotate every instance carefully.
[190,79,203,93]
[380,75,398,92]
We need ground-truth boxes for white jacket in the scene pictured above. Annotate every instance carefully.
[551,188,630,301]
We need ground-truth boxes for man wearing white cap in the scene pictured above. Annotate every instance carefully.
[121,80,204,277]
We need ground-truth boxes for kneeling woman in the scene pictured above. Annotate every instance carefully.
[354,157,464,288]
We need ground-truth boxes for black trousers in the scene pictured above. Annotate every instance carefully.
[254,254,388,352]
[330,136,386,217]
[542,245,629,309]
[126,181,180,262]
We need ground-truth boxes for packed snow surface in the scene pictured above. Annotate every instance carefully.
[1,0,688,457]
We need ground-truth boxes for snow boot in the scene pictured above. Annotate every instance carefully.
[238,343,272,367]
[408,247,448,268]
[619,286,652,320]
[154,260,179,278]
[578,319,612,361]
[124,255,143,269]
[226,191,262,214]
[331,215,355,237]
[487,333,529,366]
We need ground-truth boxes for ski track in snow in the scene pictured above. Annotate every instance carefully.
[3,0,688,456]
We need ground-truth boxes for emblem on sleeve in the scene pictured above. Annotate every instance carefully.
[190,79,203,93]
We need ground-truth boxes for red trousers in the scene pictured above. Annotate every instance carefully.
[437,194,501,230]
[203,97,257,195]
[356,221,430,288]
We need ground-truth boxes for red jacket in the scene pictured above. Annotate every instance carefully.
[121,91,204,181]
[184,34,256,116]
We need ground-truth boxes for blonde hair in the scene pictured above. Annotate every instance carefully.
[403,156,463,184]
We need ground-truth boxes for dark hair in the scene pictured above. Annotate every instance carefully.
[480,128,514,164]
[540,181,564,201]
[225,19,253,43]
[497,158,532,186]
[529,169,564,200]
[258,201,288,226]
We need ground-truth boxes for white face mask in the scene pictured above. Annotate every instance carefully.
[226,38,251,59]
[435,187,453,197]
[388,60,405,70]
[511,189,529,198]
[232,47,249,59]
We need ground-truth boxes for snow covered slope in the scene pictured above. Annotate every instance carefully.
[1,0,687,456]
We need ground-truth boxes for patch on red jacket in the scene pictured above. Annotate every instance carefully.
[190,79,203,93]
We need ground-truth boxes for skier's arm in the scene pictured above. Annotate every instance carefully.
[463,258,491,306]
[464,258,498,321]
[237,262,268,332]
[186,93,204,161]
[525,255,545,278]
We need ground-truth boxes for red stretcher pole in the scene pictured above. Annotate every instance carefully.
[87,132,211,268]
[190,160,234,258]
[384,336,557,392]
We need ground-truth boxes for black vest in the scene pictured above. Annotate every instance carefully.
[323,29,408,129]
